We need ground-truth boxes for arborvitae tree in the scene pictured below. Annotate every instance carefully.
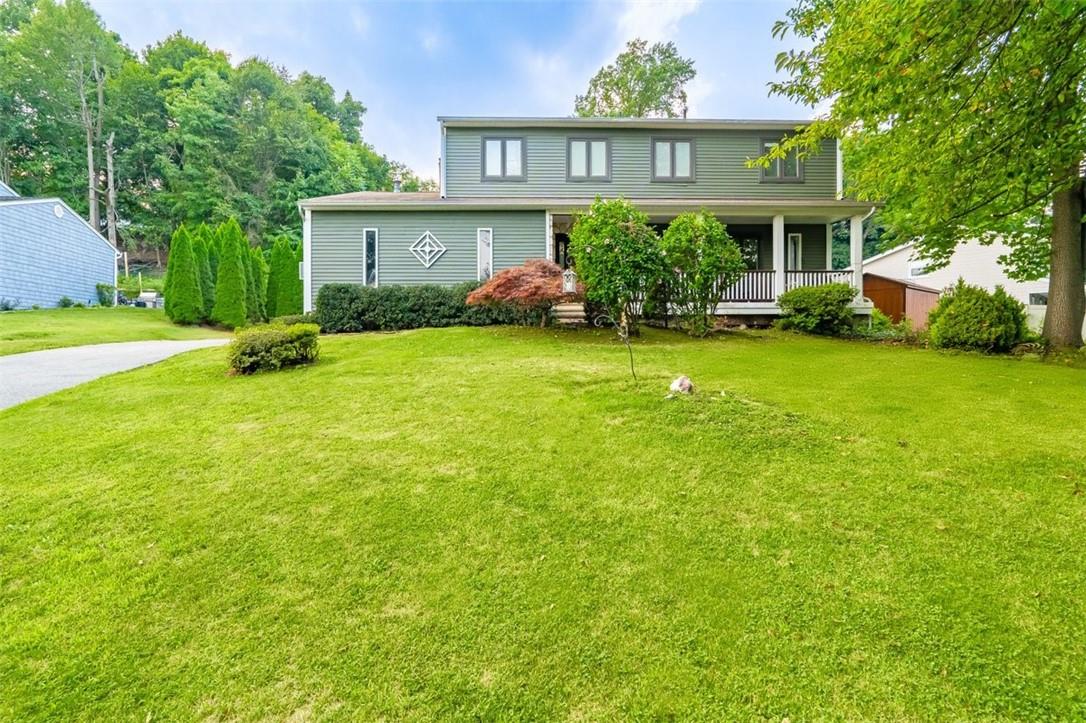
[163,225,203,325]
[267,235,300,317]
[240,237,260,323]
[192,227,215,319]
[211,219,248,329]
[251,246,268,322]
[265,236,284,318]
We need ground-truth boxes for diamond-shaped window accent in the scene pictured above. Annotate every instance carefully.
[410,231,446,268]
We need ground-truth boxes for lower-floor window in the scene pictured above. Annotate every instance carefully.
[477,228,493,281]
[363,228,378,286]
[786,232,803,270]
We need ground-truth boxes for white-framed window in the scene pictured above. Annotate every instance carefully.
[482,137,526,180]
[363,227,378,286]
[477,227,493,281]
[760,139,802,182]
[651,138,694,181]
[568,138,610,181]
[786,232,803,270]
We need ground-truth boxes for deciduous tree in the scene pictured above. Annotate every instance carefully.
[568,197,665,335]
[766,1,1086,347]
[660,211,746,336]
[575,39,696,118]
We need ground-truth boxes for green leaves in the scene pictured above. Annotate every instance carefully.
[568,198,666,333]
[574,39,696,118]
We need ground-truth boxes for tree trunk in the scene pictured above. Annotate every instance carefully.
[1043,173,1085,348]
[77,69,100,232]
[105,132,118,247]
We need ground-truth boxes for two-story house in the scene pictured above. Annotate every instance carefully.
[299,117,876,318]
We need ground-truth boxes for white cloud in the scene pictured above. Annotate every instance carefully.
[684,74,715,117]
[613,0,702,51]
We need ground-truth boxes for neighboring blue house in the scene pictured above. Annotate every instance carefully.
[0,180,118,308]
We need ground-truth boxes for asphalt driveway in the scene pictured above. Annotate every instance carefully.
[0,338,229,411]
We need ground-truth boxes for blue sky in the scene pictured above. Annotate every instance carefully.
[90,0,812,181]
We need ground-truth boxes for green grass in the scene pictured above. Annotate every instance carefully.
[1,327,1084,719]
[0,307,229,355]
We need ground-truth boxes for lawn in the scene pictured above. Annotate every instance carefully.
[0,307,229,356]
[1,327,1084,719]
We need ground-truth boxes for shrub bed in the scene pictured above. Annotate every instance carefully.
[777,282,856,335]
[928,280,1027,352]
[228,323,319,374]
[315,283,535,333]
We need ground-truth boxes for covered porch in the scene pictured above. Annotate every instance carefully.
[546,200,874,315]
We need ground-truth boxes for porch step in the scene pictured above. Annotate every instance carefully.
[552,302,586,325]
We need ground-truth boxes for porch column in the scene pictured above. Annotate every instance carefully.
[825,222,834,269]
[772,214,785,299]
[849,214,864,298]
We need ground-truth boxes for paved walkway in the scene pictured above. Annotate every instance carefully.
[0,338,229,411]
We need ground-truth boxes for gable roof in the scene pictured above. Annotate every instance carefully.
[0,197,118,254]
[863,271,941,294]
[0,179,18,198]
[438,116,813,132]
[864,241,915,265]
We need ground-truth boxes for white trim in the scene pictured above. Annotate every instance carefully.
[772,215,785,298]
[363,227,379,287]
[438,116,813,131]
[302,208,313,312]
[863,241,914,266]
[786,232,803,271]
[850,214,865,297]
[476,227,493,281]
[825,222,833,269]
[545,210,553,261]
[835,138,843,199]
[440,123,447,199]
[0,197,116,253]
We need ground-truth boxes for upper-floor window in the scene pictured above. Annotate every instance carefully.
[760,139,802,182]
[652,138,694,182]
[568,138,610,181]
[482,137,526,181]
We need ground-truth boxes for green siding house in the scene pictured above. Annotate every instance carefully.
[299,117,876,316]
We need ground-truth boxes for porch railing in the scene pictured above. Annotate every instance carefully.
[785,270,853,290]
[719,270,775,303]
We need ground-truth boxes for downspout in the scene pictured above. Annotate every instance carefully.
[440,121,447,198]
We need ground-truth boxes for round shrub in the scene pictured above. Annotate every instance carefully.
[777,282,856,335]
[659,211,746,336]
[927,280,1027,352]
[568,197,665,334]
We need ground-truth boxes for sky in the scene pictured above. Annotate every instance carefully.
[89,0,813,181]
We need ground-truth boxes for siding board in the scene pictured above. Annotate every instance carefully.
[310,210,545,305]
[0,200,115,308]
[446,127,837,200]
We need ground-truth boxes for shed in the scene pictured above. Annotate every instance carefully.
[863,272,941,328]
[0,183,118,308]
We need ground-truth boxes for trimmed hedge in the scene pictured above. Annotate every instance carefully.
[777,282,856,335]
[229,323,320,374]
[271,312,317,327]
[928,280,1027,352]
[315,283,536,333]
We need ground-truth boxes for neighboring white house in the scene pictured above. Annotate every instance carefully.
[863,239,1080,331]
